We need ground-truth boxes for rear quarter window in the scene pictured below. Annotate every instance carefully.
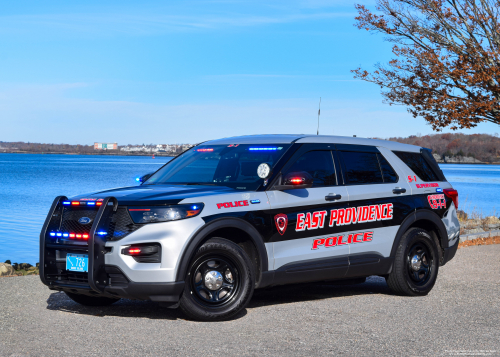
[393,151,440,182]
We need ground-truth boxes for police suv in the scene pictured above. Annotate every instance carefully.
[40,135,460,321]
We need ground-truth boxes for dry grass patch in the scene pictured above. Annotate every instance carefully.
[458,236,500,249]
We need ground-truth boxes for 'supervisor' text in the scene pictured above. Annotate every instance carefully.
[296,203,393,231]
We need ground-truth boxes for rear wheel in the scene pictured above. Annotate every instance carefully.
[386,228,439,296]
[65,292,120,306]
[179,238,255,321]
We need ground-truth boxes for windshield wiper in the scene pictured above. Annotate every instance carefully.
[182,182,217,186]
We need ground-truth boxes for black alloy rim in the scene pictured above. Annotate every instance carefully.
[190,255,240,307]
[406,242,433,286]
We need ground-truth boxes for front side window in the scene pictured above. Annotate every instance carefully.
[283,150,337,187]
[340,151,383,185]
[146,144,291,190]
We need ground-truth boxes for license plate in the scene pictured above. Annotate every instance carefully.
[66,253,89,272]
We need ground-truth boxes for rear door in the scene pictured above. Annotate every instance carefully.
[335,144,412,276]
[266,144,350,282]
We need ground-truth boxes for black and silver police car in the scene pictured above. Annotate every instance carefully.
[40,135,460,321]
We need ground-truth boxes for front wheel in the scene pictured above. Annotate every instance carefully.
[386,228,439,296]
[179,238,255,321]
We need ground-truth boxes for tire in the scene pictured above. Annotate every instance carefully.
[65,292,120,306]
[386,227,439,296]
[179,237,255,321]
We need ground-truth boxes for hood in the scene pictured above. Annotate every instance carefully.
[70,184,239,206]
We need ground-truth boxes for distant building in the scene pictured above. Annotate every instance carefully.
[94,142,118,150]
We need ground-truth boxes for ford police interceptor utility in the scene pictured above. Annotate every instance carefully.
[40,135,460,321]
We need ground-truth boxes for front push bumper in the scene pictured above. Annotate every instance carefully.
[40,196,186,303]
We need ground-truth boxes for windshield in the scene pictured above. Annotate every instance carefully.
[146,144,292,190]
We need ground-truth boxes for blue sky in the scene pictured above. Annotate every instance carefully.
[0,0,497,145]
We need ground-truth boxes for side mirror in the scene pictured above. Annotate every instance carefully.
[273,171,313,190]
[136,173,154,184]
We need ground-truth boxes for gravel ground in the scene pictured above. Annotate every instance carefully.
[1,245,499,357]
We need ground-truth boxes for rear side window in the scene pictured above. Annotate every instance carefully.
[377,154,398,183]
[393,151,440,182]
[340,151,383,184]
[284,150,337,187]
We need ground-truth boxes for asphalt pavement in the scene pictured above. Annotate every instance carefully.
[1,245,499,356]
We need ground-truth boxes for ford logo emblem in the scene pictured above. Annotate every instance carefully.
[78,217,92,225]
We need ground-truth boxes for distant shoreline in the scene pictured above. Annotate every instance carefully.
[0,151,177,157]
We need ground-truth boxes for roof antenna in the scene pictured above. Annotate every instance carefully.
[317,97,321,135]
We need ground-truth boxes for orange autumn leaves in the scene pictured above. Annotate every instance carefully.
[352,0,500,130]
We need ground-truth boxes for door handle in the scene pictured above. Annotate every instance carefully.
[392,187,406,194]
[325,193,342,201]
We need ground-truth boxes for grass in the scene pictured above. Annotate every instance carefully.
[458,236,500,249]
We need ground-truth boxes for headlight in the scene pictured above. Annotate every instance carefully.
[128,204,204,224]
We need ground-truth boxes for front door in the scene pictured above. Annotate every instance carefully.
[266,144,350,284]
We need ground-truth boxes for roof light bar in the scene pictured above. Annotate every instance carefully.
[197,148,214,152]
[249,147,278,151]
[63,201,71,205]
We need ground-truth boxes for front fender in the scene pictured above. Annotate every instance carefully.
[174,217,269,285]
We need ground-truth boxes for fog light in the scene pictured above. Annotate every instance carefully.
[121,243,161,263]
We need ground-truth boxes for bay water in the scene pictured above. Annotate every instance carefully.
[0,154,498,264]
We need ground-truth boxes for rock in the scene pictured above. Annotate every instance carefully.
[433,153,443,162]
[12,263,19,270]
[443,156,484,164]
[4,260,11,265]
[19,263,33,271]
[464,227,486,234]
[36,263,40,268]
[0,263,16,277]
[484,216,500,225]
[27,266,36,271]
[457,210,468,220]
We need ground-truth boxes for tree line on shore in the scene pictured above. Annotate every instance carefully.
[387,133,500,163]
[2,133,499,163]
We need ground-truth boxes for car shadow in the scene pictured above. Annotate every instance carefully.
[45,276,391,321]
[249,276,391,309]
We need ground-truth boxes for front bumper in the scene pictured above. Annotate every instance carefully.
[40,196,199,302]
[48,266,185,302]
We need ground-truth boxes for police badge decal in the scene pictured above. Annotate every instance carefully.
[274,213,288,235]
